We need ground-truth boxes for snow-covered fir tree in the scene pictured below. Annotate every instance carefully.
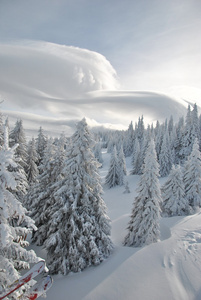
[191,103,199,141]
[155,121,163,160]
[27,138,39,184]
[35,126,47,166]
[130,137,141,175]
[9,119,28,171]
[0,111,4,146]
[168,115,174,135]
[105,145,121,188]
[174,116,184,164]
[183,138,201,212]
[159,129,172,177]
[199,114,201,151]
[136,116,145,147]
[51,133,66,181]
[124,121,134,157]
[179,104,193,162]
[94,142,103,165]
[123,180,130,194]
[138,126,152,174]
[124,139,161,247]
[161,164,187,216]
[0,125,40,295]
[45,118,113,275]
[9,119,29,200]
[25,138,56,246]
[107,137,115,153]
[118,145,127,185]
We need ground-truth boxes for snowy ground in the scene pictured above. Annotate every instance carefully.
[36,150,201,300]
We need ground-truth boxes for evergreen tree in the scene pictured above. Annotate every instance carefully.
[105,146,121,188]
[124,121,134,157]
[9,119,29,199]
[155,122,164,161]
[25,138,56,246]
[191,103,199,144]
[161,165,187,216]
[198,114,201,151]
[183,138,201,212]
[36,126,47,165]
[130,137,141,175]
[45,118,113,274]
[94,142,103,165]
[169,126,177,165]
[168,115,174,135]
[136,116,145,147]
[51,133,66,181]
[124,139,161,247]
[10,119,28,171]
[0,111,4,146]
[27,138,39,184]
[107,137,115,153]
[0,125,40,294]
[179,105,193,161]
[123,181,130,194]
[118,145,127,185]
[159,130,172,177]
[138,127,152,174]
[174,116,184,164]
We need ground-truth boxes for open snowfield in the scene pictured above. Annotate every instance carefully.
[36,150,201,300]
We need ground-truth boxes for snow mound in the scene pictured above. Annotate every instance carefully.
[46,212,201,300]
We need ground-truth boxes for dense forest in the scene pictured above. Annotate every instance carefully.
[1,103,201,299]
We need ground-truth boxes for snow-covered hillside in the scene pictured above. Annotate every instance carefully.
[36,151,201,300]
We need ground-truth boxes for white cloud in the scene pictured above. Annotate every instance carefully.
[0,40,191,137]
[0,40,119,104]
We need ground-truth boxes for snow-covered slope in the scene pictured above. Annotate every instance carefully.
[36,151,201,300]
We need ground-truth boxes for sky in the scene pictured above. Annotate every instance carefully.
[0,0,201,136]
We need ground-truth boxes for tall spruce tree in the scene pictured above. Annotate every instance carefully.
[124,139,161,247]
[180,104,193,162]
[183,138,201,212]
[138,127,152,174]
[9,119,29,200]
[25,138,56,246]
[27,138,39,184]
[124,121,134,157]
[51,133,66,181]
[130,137,141,175]
[159,130,172,177]
[105,146,121,188]
[45,119,113,275]
[0,111,4,146]
[10,119,28,171]
[0,125,40,295]
[94,142,103,165]
[118,145,127,185]
[174,116,184,164]
[161,165,187,216]
[36,126,47,166]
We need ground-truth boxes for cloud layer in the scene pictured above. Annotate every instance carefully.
[0,41,119,102]
[0,41,191,137]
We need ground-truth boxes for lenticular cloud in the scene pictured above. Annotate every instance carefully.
[0,40,189,137]
[0,40,119,108]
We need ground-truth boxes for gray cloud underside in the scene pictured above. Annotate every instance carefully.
[2,90,189,139]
